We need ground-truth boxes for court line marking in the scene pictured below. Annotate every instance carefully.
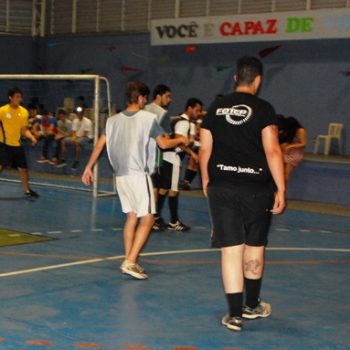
[1,247,350,279]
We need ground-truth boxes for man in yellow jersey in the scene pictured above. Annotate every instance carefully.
[0,87,39,198]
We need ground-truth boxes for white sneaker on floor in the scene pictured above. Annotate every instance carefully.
[120,260,148,280]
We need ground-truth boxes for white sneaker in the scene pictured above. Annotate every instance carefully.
[120,260,148,280]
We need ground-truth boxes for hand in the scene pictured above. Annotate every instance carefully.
[270,190,286,215]
[31,138,37,147]
[82,167,93,186]
[180,136,189,147]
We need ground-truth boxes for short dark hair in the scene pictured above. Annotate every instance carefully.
[235,56,263,86]
[185,97,203,110]
[125,81,150,104]
[152,84,171,100]
[8,87,23,98]
[58,109,67,115]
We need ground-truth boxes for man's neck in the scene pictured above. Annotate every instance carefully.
[235,85,255,95]
[126,103,141,112]
[9,103,19,109]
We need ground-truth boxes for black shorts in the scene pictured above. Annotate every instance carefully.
[0,143,28,169]
[207,183,275,248]
[157,160,180,191]
[151,168,162,189]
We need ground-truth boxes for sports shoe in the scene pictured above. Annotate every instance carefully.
[56,159,67,168]
[120,260,148,280]
[242,301,271,319]
[49,158,57,165]
[25,189,40,198]
[167,220,190,231]
[179,180,191,191]
[152,217,166,231]
[221,315,243,331]
[71,160,79,170]
[36,157,49,163]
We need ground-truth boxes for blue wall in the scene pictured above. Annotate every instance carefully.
[0,34,349,154]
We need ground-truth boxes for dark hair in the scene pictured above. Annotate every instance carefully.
[125,80,150,104]
[152,84,171,100]
[58,109,67,115]
[280,116,303,143]
[235,56,263,86]
[8,87,23,98]
[185,97,203,110]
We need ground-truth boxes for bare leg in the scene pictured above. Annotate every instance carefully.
[221,244,245,293]
[126,213,154,263]
[17,167,30,192]
[243,245,265,279]
[123,212,138,257]
[285,163,295,182]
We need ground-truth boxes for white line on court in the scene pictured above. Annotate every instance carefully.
[70,229,82,233]
[1,247,350,279]
[47,231,63,234]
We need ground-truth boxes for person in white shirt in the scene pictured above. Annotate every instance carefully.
[82,80,188,279]
[58,107,93,169]
[145,85,173,231]
[156,98,203,231]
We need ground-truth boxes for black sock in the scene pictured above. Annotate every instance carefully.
[226,292,243,318]
[184,169,197,183]
[244,278,262,309]
[168,195,179,223]
[156,194,166,217]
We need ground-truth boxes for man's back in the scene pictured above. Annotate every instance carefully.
[202,92,277,185]
[106,110,163,176]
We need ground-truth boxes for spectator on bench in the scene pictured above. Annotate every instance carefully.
[57,107,93,170]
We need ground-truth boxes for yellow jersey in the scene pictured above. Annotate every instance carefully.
[0,104,29,147]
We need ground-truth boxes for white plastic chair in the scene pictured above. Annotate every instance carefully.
[313,123,343,155]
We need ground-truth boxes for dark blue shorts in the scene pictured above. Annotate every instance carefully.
[207,183,275,248]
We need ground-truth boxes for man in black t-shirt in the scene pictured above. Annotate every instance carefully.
[199,56,285,332]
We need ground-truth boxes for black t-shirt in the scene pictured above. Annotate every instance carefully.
[201,92,277,186]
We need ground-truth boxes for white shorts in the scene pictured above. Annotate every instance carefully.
[115,173,155,218]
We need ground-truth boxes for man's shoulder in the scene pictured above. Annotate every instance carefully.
[0,104,9,112]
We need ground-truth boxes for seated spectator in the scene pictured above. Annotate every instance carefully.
[36,110,58,164]
[278,115,307,181]
[28,105,42,140]
[59,107,93,170]
[53,109,72,166]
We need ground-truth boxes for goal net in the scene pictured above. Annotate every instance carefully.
[0,74,115,197]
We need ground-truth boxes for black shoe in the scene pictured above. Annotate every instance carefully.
[71,160,79,170]
[179,180,191,191]
[152,217,166,231]
[25,189,39,198]
[167,220,190,231]
[222,315,243,331]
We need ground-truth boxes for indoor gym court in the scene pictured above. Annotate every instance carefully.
[0,180,349,350]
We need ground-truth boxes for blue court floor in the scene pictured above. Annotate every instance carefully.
[0,181,350,350]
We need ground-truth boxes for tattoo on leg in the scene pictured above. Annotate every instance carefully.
[245,259,261,275]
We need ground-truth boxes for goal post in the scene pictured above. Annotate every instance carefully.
[0,74,114,198]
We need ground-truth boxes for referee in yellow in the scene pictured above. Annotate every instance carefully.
[0,87,39,198]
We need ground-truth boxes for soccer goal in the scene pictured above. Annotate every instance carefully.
[0,74,115,197]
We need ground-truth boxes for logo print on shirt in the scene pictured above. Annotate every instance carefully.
[216,105,252,125]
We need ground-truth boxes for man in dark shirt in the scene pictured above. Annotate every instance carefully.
[199,56,285,332]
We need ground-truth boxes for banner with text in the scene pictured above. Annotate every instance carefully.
[150,8,350,45]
